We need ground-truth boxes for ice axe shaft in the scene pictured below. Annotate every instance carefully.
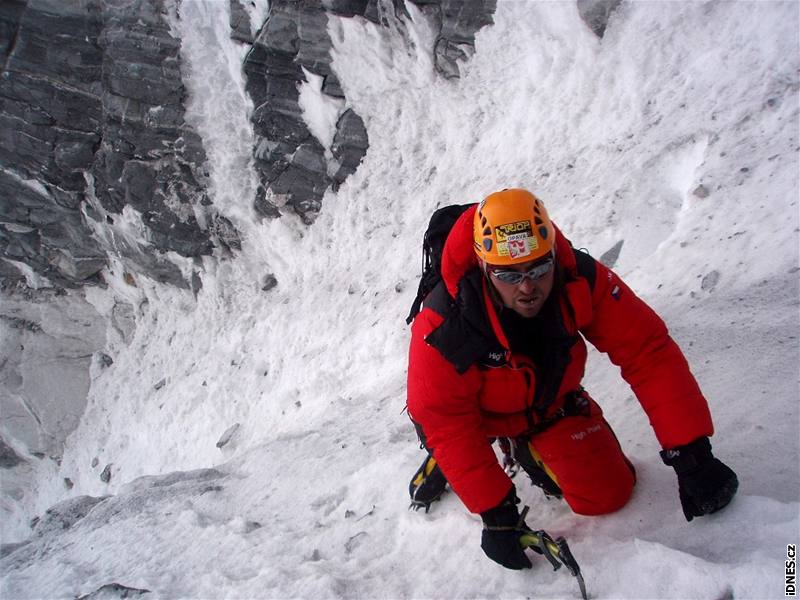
[519,529,588,600]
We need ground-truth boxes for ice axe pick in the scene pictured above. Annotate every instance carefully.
[517,508,588,600]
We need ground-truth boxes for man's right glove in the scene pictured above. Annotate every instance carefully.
[660,436,739,522]
[479,486,532,570]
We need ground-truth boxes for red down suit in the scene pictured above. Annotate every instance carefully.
[406,205,713,514]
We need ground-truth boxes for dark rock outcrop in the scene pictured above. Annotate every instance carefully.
[31,494,109,538]
[245,0,356,223]
[417,0,497,79]
[0,0,224,290]
[331,109,369,189]
[577,0,622,39]
[0,436,25,468]
[77,583,151,599]
[244,0,495,222]
[599,239,624,268]
[3,0,498,282]
[229,0,254,44]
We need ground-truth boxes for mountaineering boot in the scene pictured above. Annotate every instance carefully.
[512,439,563,500]
[409,453,448,512]
[523,460,563,499]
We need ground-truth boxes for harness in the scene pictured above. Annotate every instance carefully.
[517,387,592,436]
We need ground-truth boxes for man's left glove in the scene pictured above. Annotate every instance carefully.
[660,436,739,522]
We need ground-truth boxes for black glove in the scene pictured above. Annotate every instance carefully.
[660,436,739,522]
[479,487,532,570]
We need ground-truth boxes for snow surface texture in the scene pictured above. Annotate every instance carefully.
[2,1,799,598]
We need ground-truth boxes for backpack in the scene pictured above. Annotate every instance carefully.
[406,203,474,324]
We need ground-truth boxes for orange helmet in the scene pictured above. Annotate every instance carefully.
[473,188,555,266]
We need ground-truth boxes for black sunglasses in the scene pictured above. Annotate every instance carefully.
[489,258,554,285]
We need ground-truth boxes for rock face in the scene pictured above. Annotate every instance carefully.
[0,0,221,290]
[0,0,499,460]
[0,437,25,469]
[245,0,362,223]
[0,287,106,459]
[229,0,255,44]
[576,0,622,39]
[2,0,499,279]
[245,0,496,222]
[419,0,497,79]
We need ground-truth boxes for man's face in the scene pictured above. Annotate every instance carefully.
[485,256,555,318]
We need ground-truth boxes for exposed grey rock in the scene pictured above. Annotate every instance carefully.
[1,1,107,289]
[244,0,494,220]
[209,214,242,252]
[0,258,27,288]
[693,184,710,198]
[229,0,254,44]
[216,423,240,449]
[246,1,337,223]
[190,270,203,297]
[262,273,278,291]
[415,0,496,79]
[363,0,410,25]
[0,1,25,62]
[324,0,371,19]
[0,287,105,459]
[140,467,224,489]
[0,541,29,559]
[242,520,262,533]
[100,463,112,483]
[0,170,107,288]
[599,240,624,268]
[0,0,246,290]
[154,378,166,390]
[331,109,369,189]
[64,477,74,489]
[0,313,41,333]
[576,0,622,39]
[701,270,721,291]
[32,494,109,538]
[0,436,25,468]
[111,300,135,342]
[77,583,151,600]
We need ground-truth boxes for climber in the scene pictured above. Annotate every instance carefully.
[405,188,738,570]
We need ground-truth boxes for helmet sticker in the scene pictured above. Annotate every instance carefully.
[495,221,533,242]
[506,234,532,259]
[495,221,536,259]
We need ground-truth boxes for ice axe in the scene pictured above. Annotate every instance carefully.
[518,508,588,600]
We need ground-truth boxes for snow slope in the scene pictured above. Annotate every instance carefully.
[2,1,799,598]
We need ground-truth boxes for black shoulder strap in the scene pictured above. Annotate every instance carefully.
[572,247,597,290]
[421,280,453,317]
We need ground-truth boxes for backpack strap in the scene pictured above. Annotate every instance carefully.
[572,247,597,290]
[421,279,453,317]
